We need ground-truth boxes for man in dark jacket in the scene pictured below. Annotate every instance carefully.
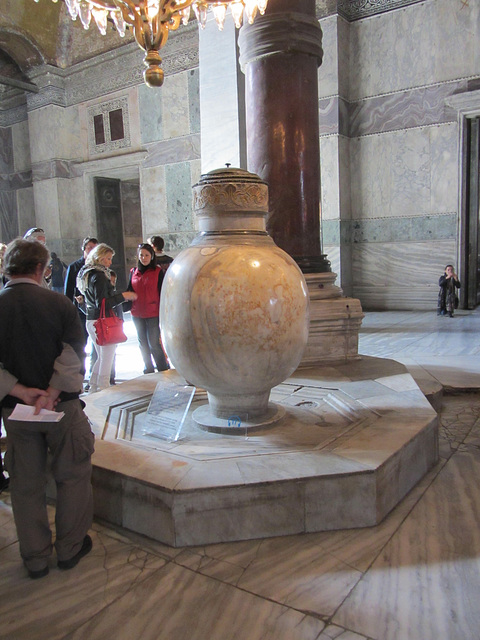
[0,239,94,579]
[64,237,98,387]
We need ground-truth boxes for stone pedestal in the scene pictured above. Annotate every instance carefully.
[82,358,438,547]
[300,272,364,367]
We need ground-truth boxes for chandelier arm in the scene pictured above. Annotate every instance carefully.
[114,0,150,48]
[150,13,169,52]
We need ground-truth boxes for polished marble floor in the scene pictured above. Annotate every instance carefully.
[1,309,480,640]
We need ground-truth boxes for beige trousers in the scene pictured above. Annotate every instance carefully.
[3,399,94,571]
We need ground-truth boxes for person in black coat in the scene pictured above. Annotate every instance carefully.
[64,237,98,386]
[437,264,461,317]
[77,243,136,392]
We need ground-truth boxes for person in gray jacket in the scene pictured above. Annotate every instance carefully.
[0,239,94,579]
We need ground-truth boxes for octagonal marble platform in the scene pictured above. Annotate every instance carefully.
[83,356,438,547]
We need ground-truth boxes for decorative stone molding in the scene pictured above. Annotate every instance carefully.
[193,182,269,213]
[26,65,67,111]
[239,12,323,72]
[445,88,480,116]
[0,102,28,127]
[87,96,131,156]
[17,22,199,111]
[336,0,425,21]
[31,160,72,182]
[66,24,198,106]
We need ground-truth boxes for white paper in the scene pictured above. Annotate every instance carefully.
[9,404,65,423]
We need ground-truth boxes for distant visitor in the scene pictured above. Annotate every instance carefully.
[437,265,461,317]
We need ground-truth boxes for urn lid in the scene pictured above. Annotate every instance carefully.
[194,166,267,187]
[193,166,269,221]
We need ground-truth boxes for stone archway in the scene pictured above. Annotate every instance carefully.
[0,30,44,74]
[0,32,43,242]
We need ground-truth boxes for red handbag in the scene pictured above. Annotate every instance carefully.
[93,299,127,346]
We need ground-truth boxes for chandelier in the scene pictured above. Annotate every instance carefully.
[34,0,269,87]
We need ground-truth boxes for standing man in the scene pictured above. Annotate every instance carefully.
[23,227,52,288]
[148,236,173,273]
[0,239,94,579]
[64,237,98,389]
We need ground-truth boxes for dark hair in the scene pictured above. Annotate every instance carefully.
[445,264,454,270]
[3,238,50,277]
[82,237,98,251]
[149,236,164,252]
[138,243,156,267]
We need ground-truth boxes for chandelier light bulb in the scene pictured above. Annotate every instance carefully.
[179,6,191,25]
[92,7,108,35]
[193,2,209,29]
[244,0,258,24]
[65,0,79,19]
[212,3,227,30]
[147,0,160,20]
[78,1,92,29]
[230,2,244,29]
[111,8,126,37]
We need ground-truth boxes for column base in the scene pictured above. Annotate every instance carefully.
[299,272,364,368]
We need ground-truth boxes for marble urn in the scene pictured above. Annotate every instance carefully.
[160,167,309,429]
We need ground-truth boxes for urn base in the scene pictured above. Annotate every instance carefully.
[193,402,286,433]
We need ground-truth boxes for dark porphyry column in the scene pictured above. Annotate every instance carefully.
[238,0,330,273]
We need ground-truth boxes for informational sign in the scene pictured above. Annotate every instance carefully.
[141,380,195,442]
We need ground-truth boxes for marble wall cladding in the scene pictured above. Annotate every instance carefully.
[351,240,456,289]
[317,15,339,100]
[430,123,459,213]
[11,119,31,172]
[188,68,200,135]
[320,136,340,221]
[32,178,61,238]
[162,72,191,141]
[161,230,198,254]
[322,220,341,245]
[16,186,35,237]
[138,83,163,145]
[121,181,142,237]
[142,135,200,169]
[0,190,18,242]
[324,244,340,278]
[28,104,82,164]
[337,15,350,98]
[318,97,339,136]
[348,0,480,102]
[349,124,457,219]
[0,127,13,174]
[165,162,195,232]
[333,214,457,245]
[338,134,351,216]
[347,81,459,139]
[57,177,89,244]
[140,165,168,236]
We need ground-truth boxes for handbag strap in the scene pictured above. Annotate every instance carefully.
[99,297,118,319]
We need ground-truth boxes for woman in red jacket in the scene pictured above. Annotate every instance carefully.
[127,243,169,373]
